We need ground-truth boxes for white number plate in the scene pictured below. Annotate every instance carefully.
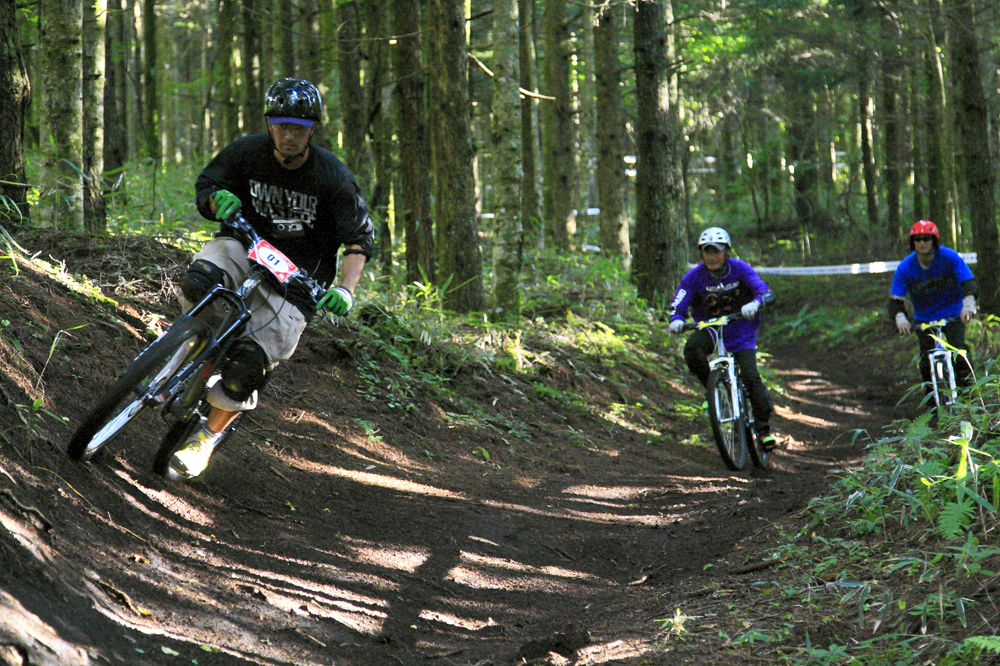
[248,239,298,284]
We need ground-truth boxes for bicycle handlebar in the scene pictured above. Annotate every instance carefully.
[918,317,956,331]
[221,212,325,306]
[681,312,746,332]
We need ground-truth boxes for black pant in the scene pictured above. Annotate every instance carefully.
[915,319,971,389]
[684,329,774,435]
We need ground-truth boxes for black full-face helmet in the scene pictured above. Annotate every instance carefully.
[263,78,323,125]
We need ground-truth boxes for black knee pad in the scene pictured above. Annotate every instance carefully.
[180,259,226,303]
[220,340,270,402]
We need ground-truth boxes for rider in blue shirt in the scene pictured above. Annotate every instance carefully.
[669,227,778,452]
[889,220,977,394]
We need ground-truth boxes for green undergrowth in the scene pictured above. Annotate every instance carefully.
[653,384,1000,665]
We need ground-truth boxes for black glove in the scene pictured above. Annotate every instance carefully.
[283,274,321,322]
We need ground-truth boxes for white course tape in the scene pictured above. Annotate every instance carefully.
[745,253,977,276]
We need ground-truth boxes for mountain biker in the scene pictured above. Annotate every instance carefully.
[668,227,778,452]
[168,77,375,479]
[889,220,976,397]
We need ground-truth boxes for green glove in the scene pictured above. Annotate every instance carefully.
[317,286,354,315]
[212,189,241,220]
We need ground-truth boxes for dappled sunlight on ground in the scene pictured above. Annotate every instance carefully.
[282,458,466,499]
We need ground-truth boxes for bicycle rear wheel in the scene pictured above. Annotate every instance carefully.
[67,317,212,462]
[707,369,748,471]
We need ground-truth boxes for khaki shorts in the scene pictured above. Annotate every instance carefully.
[177,237,307,411]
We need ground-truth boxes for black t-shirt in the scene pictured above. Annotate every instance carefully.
[195,134,374,288]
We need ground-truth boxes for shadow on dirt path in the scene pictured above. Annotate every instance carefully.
[0,251,909,666]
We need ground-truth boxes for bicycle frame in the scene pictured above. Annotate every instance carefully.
[920,319,957,407]
[699,315,749,430]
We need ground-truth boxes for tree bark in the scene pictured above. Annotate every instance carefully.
[391,0,434,285]
[594,2,628,264]
[277,0,295,76]
[491,0,522,320]
[858,60,879,231]
[39,0,84,229]
[881,10,902,238]
[946,0,1000,313]
[518,0,540,248]
[0,0,31,225]
[429,0,484,312]
[631,0,686,304]
[360,0,392,277]
[83,0,107,231]
[338,1,368,184]
[242,0,262,133]
[542,0,575,250]
[103,0,127,178]
[215,0,238,143]
[141,0,158,162]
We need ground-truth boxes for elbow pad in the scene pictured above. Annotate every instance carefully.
[760,289,776,307]
[962,278,978,298]
[888,297,907,319]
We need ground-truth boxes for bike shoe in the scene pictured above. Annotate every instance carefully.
[760,435,778,453]
[169,427,222,479]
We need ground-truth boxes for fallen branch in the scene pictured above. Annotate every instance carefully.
[729,556,787,575]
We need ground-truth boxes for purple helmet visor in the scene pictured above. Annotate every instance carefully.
[267,117,316,127]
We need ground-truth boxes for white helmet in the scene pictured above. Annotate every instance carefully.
[698,227,731,250]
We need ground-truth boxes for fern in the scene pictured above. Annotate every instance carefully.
[964,636,1000,656]
[936,498,975,540]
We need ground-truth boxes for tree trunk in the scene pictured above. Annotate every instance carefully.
[83,0,107,231]
[39,0,84,229]
[360,0,392,276]
[429,0,484,312]
[0,0,30,225]
[518,0,540,248]
[576,2,596,211]
[242,0,262,133]
[594,2,628,264]
[881,10,902,238]
[338,1,368,184]
[391,0,434,285]
[103,0,127,179]
[277,0,294,76]
[787,85,820,231]
[491,0,522,320]
[946,0,1000,313]
[542,0,575,250]
[142,0,158,163]
[259,0,272,81]
[858,61,879,231]
[215,0,237,143]
[631,0,686,304]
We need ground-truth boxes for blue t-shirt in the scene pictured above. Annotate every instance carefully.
[890,246,973,321]
[669,259,771,352]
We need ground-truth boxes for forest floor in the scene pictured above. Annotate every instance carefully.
[0,232,918,666]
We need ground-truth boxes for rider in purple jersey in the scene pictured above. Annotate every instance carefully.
[889,220,977,396]
[669,227,777,451]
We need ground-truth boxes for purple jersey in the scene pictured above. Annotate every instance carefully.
[669,259,771,351]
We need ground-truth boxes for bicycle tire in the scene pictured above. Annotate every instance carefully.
[746,421,770,470]
[930,352,956,408]
[67,317,212,462]
[707,369,748,471]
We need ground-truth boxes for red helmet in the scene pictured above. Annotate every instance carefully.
[909,220,939,251]
[909,220,939,238]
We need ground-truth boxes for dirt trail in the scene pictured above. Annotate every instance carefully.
[0,248,907,666]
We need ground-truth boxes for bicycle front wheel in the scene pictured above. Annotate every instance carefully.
[931,353,956,407]
[707,369,748,471]
[67,317,212,462]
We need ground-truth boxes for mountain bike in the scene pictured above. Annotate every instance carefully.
[66,212,323,476]
[684,313,770,472]
[919,319,958,409]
